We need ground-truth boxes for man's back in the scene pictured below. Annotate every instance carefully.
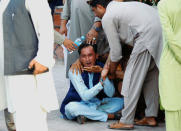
[103,1,160,37]
[102,1,162,67]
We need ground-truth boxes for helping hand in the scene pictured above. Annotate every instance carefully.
[70,59,83,75]
[101,66,109,81]
[83,65,103,73]
[86,29,98,44]
[63,38,78,52]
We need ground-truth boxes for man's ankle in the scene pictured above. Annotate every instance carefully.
[77,115,86,124]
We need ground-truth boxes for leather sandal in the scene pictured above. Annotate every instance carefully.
[135,117,158,127]
[108,122,134,130]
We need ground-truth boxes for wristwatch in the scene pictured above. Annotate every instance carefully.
[100,78,104,87]
[92,25,101,32]
[100,78,104,83]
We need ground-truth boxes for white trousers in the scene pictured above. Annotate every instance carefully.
[13,108,47,131]
[5,73,58,131]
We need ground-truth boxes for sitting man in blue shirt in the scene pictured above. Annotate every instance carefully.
[60,42,124,124]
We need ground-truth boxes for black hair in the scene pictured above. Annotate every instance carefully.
[87,0,112,8]
[78,41,97,55]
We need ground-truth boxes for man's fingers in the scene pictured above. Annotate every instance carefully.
[32,62,48,75]
[92,37,97,44]
[66,46,73,52]
[67,43,77,51]
[67,48,71,52]
[79,64,83,74]
[33,70,39,75]
[68,46,74,51]
[72,43,78,48]
[87,39,91,44]
[72,67,75,74]
[28,60,36,69]
[34,68,46,74]
[29,61,33,69]
[70,64,75,74]
[82,68,90,72]
[78,65,81,73]
[70,45,76,51]
[34,68,47,75]
[101,69,109,81]
[70,59,82,75]
[86,35,93,44]
[83,66,102,73]
[76,64,80,75]
[76,69,78,75]
[83,67,90,70]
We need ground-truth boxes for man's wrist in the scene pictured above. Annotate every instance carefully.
[92,25,101,32]
[100,78,104,87]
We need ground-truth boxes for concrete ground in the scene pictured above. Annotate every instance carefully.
[0,60,166,131]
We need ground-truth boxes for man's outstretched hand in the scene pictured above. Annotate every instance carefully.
[63,38,77,52]
[83,65,102,73]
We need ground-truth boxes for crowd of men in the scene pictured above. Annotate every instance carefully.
[0,0,181,131]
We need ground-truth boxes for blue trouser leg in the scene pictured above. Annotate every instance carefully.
[65,101,108,122]
[97,97,124,114]
[65,97,124,122]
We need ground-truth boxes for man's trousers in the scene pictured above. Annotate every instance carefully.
[5,75,50,131]
[120,50,159,124]
[65,97,124,122]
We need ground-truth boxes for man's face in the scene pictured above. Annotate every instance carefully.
[91,5,106,19]
[80,46,96,67]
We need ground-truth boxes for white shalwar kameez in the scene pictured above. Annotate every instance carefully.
[0,0,59,131]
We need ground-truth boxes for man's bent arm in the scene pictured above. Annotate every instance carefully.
[26,0,54,68]
[102,77,115,97]
[68,71,103,101]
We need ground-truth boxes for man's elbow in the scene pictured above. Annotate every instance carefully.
[107,92,114,98]
[81,96,90,101]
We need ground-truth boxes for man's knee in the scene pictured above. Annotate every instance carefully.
[111,97,124,111]
[100,97,124,113]
[65,102,80,113]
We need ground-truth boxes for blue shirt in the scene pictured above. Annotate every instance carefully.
[68,71,115,102]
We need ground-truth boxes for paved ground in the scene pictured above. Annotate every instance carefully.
[0,60,166,131]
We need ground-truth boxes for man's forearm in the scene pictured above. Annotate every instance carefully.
[61,19,68,27]
[101,55,110,80]
[105,54,119,78]
[109,61,119,79]
[105,55,111,68]
[92,21,102,32]
[68,71,103,101]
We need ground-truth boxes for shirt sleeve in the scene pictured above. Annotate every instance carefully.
[158,1,181,64]
[26,0,54,68]
[54,30,65,45]
[94,17,101,22]
[103,77,115,97]
[102,14,122,62]
[68,71,103,101]
[61,0,71,20]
